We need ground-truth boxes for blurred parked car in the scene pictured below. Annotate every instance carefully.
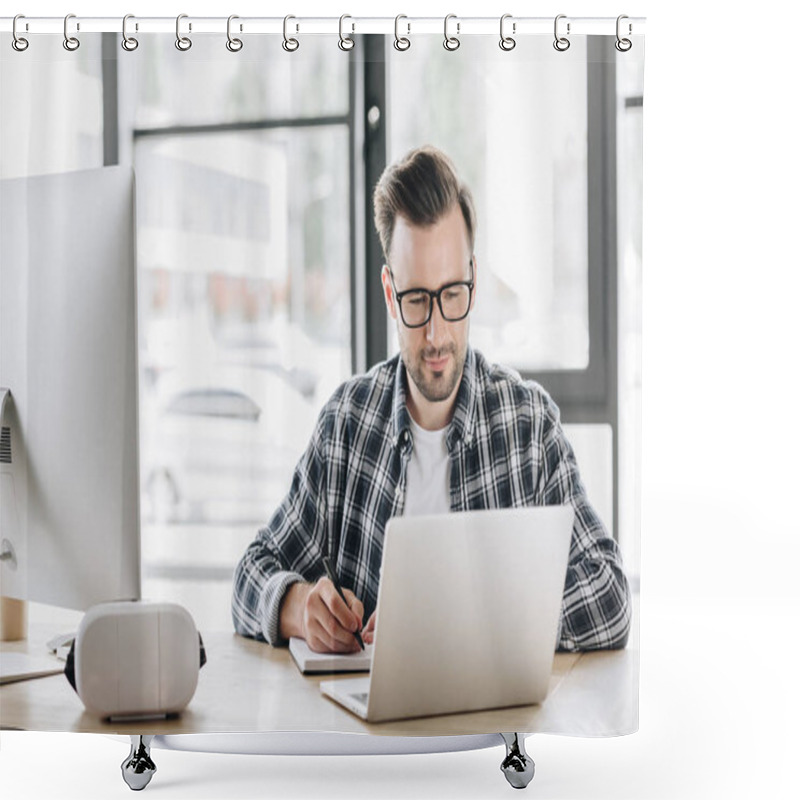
[141,366,318,524]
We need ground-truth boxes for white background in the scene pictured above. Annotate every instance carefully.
[3,1,799,798]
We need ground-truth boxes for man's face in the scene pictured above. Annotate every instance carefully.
[381,205,476,408]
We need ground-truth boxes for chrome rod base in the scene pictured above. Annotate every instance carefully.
[500,732,535,789]
[122,735,157,791]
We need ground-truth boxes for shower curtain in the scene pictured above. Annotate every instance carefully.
[0,10,644,782]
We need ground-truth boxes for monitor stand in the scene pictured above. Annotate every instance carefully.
[0,596,27,642]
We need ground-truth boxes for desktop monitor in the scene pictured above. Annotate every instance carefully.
[0,166,141,612]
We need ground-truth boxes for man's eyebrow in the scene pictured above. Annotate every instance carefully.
[398,278,468,294]
[395,269,472,293]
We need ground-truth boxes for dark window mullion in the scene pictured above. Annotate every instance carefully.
[348,48,362,376]
[101,33,119,166]
[132,115,351,141]
[362,34,389,369]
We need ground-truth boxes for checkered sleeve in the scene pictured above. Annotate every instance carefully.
[231,404,331,647]
[538,396,632,652]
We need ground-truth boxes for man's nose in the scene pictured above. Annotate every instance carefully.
[425,299,446,343]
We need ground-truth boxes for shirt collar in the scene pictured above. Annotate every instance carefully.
[391,358,412,449]
[391,346,477,451]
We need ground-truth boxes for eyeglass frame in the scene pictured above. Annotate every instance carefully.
[387,257,475,329]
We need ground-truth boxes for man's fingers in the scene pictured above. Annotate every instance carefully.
[362,611,376,643]
[300,577,365,653]
[342,589,364,630]
[307,620,360,653]
[305,620,359,653]
[308,592,352,643]
[305,589,360,652]
[318,579,362,633]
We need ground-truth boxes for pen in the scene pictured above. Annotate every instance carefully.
[322,556,365,650]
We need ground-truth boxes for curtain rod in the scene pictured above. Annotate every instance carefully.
[1,16,646,37]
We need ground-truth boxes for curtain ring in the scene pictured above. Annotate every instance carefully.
[63,13,80,51]
[175,14,192,51]
[394,14,411,51]
[443,14,460,51]
[615,15,632,52]
[12,15,29,52]
[338,14,354,51]
[122,14,139,51]
[553,14,570,52]
[283,15,299,52]
[226,15,243,52]
[499,14,516,51]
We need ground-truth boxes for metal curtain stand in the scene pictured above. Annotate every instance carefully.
[121,732,536,791]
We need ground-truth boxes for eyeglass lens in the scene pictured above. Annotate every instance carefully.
[400,284,471,327]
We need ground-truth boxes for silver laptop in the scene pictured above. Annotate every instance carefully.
[320,506,574,723]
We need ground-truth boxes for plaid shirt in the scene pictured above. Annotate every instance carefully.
[232,347,631,652]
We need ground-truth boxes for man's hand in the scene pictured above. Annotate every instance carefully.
[280,579,364,653]
[362,611,377,645]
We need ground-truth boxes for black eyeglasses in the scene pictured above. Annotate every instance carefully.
[388,259,474,329]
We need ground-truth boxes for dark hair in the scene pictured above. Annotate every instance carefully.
[373,145,476,262]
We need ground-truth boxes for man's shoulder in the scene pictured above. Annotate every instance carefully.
[472,349,555,413]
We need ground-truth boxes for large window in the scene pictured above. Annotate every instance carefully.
[124,38,354,625]
[387,37,590,372]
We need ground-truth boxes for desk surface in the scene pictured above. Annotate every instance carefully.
[1,615,638,737]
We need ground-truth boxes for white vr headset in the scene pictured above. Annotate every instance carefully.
[65,601,206,720]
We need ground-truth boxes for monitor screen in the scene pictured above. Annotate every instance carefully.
[0,166,141,610]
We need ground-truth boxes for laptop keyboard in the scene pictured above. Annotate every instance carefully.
[352,692,369,705]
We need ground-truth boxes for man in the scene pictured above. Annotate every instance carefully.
[232,145,631,654]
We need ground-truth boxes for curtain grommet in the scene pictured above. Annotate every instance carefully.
[338,14,355,51]
[553,14,571,52]
[12,14,29,52]
[175,14,192,51]
[226,15,243,52]
[282,15,299,52]
[615,15,633,52]
[121,14,139,52]
[394,14,411,51]
[63,13,80,52]
[499,14,516,51]
[443,14,460,51]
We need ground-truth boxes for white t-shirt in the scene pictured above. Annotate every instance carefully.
[402,415,451,516]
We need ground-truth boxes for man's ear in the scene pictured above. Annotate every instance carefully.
[470,254,477,311]
[381,264,398,320]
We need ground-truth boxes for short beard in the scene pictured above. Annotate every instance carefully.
[405,342,464,403]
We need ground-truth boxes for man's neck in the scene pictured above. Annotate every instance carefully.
[406,377,460,432]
